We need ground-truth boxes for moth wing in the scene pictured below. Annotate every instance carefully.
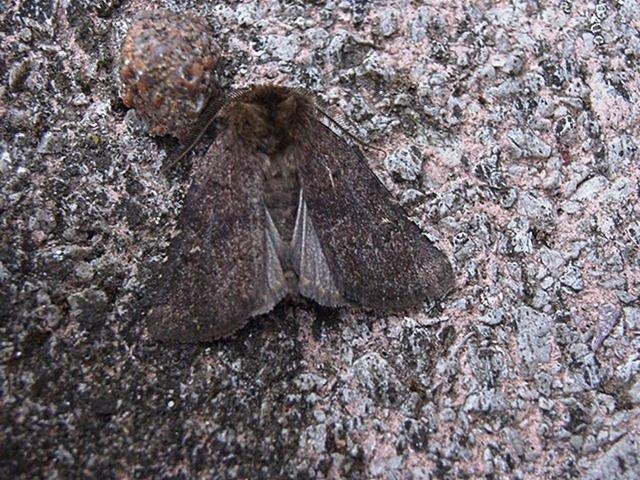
[294,122,454,311]
[148,133,288,341]
[163,89,225,171]
[291,188,349,307]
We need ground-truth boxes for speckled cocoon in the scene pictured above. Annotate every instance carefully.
[119,9,221,139]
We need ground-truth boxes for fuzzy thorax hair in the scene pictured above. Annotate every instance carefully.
[220,85,316,152]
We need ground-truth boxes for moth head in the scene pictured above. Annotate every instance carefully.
[220,85,315,151]
[223,101,271,143]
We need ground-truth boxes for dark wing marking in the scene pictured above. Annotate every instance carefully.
[148,133,288,341]
[294,122,454,311]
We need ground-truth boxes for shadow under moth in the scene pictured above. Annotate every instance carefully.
[148,85,454,341]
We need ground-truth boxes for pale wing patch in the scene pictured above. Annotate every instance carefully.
[265,206,288,262]
[291,190,349,307]
[251,210,289,316]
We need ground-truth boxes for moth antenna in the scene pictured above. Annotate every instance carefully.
[161,87,256,173]
[302,84,385,155]
[316,105,386,155]
[218,86,253,112]
[161,89,227,173]
[290,85,316,100]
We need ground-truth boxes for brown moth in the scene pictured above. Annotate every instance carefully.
[148,85,454,341]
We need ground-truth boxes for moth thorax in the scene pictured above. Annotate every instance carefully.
[224,89,313,153]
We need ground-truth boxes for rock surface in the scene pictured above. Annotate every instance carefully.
[1,1,639,478]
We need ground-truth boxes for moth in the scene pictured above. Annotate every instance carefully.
[148,85,454,341]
